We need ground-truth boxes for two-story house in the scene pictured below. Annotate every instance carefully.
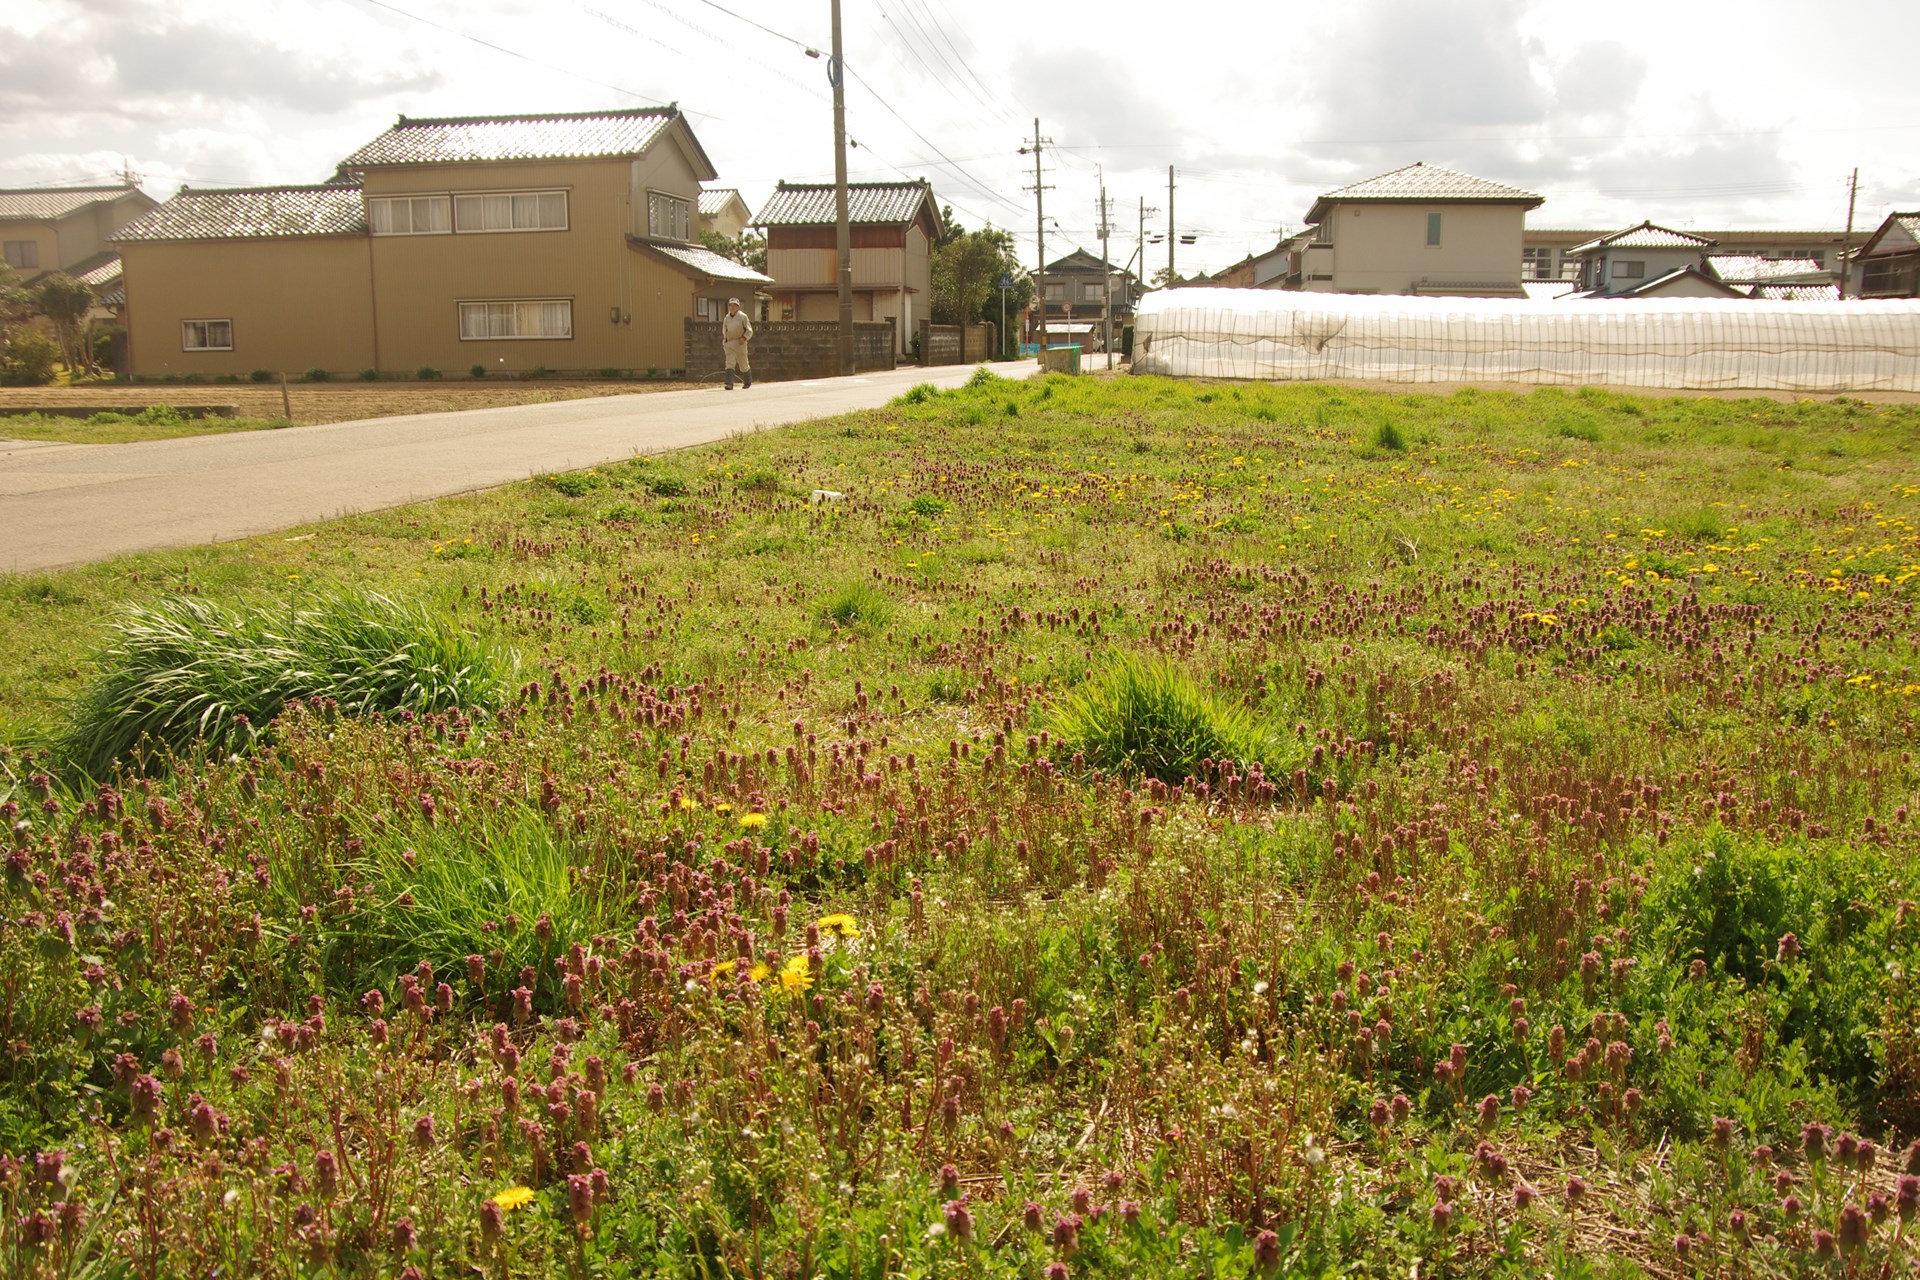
[752,180,939,356]
[0,184,157,286]
[111,108,771,378]
[1848,212,1920,298]
[1035,248,1138,349]
[1565,223,1748,299]
[1524,227,1847,284]
[1284,162,1541,297]
[698,188,752,242]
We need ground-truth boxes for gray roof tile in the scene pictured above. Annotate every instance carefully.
[111,184,367,241]
[0,185,144,221]
[1309,162,1541,222]
[341,109,680,168]
[640,239,773,284]
[754,181,937,228]
[1707,254,1827,283]
[698,188,744,216]
[1570,222,1716,254]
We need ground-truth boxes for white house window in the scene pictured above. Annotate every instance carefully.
[1080,281,1107,302]
[458,299,573,340]
[1521,247,1555,279]
[368,195,451,235]
[454,191,568,234]
[1426,213,1442,246]
[1614,260,1646,279]
[181,319,233,351]
[1044,283,1065,301]
[3,240,39,269]
[647,191,689,241]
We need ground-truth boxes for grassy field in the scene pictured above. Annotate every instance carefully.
[0,377,693,438]
[1,372,1918,1277]
[0,407,298,445]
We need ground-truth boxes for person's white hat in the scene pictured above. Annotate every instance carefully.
[727,297,740,305]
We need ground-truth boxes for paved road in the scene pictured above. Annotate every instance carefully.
[0,362,1036,574]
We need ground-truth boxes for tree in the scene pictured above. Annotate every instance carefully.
[699,229,768,275]
[35,273,96,376]
[0,261,30,342]
[932,225,1032,327]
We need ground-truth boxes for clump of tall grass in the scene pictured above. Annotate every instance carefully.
[60,588,510,777]
[1051,654,1284,785]
[819,582,893,630]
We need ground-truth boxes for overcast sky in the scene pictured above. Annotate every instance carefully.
[5,0,1918,276]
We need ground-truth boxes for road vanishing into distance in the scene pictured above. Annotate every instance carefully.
[0,361,1037,574]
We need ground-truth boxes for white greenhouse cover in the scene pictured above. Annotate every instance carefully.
[1132,288,1920,392]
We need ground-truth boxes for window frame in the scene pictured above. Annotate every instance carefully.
[368,194,452,236]
[1613,259,1647,280]
[3,239,40,269]
[1425,212,1442,247]
[181,319,233,352]
[647,190,690,242]
[452,189,569,235]
[456,297,575,342]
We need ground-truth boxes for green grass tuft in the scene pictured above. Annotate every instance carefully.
[819,582,893,630]
[59,589,511,777]
[1051,654,1286,785]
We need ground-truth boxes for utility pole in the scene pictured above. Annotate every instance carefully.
[1840,167,1860,299]
[1097,171,1113,369]
[829,0,854,374]
[1167,165,1176,285]
[1020,119,1052,352]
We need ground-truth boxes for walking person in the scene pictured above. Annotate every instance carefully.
[721,298,753,390]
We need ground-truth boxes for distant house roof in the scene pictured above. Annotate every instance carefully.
[0,184,146,221]
[753,181,940,234]
[1706,254,1828,284]
[1851,212,1920,260]
[635,238,773,285]
[66,250,123,289]
[1522,280,1578,301]
[698,188,745,217]
[339,108,714,178]
[1045,247,1130,276]
[111,183,368,242]
[1570,222,1717,255]
[1752,283,1841,302]
[1613,265,1749,298]
[1307,162,1542,223]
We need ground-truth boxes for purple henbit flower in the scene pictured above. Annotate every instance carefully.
[1369,1098,1390,1128]
[1022,1200,1045,1233]
[1728,1208,1749,1240]
[1051,1212,1082,1253]
[1711,1116,1734,1148]
[1812,1228,1837,1261]
[390,1216,418,1253]
[1043,1265,1069,1280]
[1477,1094,1500,1128]
[1782,1194,1804,1224]
[1513,1181,1538,1209]
[1069,1185,1092,1216]
[567,1173,594,1227]
[1119,1199,1141,1226]
[1390,1093,1412,1123]
[1432,1175,1459,1203]
[1802,1121,1832,1163]
[1777,932,1800,961]
[130,1073,162,1123]
[1837,1203,1869,1255]
[411,1115,436,1150]
[1867,1192,1890,1224]
[315,1149,339,1198]
[942,1198,974,1245]
[1895,1176,1918,1222]
[1565,1175,1588,1204]
[1429,1201,1453,1232]
[1254,1227,1282,1269]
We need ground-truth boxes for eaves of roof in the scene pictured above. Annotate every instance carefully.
[109,183,368,242]
[1306,162,1542,224]
[0,185,148,222]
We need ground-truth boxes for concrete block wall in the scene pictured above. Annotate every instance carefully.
[684,318,896,382]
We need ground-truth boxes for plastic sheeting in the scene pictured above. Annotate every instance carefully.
[1132,288,1920,391]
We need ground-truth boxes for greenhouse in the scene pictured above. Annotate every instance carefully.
[1131,288,1920,392]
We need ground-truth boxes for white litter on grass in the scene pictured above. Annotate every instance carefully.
[809,489,844,503]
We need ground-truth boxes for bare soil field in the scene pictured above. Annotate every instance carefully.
[0,378,694,427]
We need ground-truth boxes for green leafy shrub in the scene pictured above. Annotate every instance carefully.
[597,367,621,379]
[905,494,949,518]
[547,471,598,497]
[1051,654,1285,784]
[1,331,59,386]
[470,364,488,379]
[357,368,379,382]
[1373,420,1408,452]
[893,383,941,406]
[59,589,511,777]
[415,366,441,380]
[301,367,330,383]
[965,365,1002,390]
[249,369,274,382]
[645,474,687,498]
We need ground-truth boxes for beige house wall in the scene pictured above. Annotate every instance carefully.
[766,245,910,289]
[0,221,57,275]
[1580,246,1707,292]
[122,236,375,377]
[2,194,153,277]
[359,149,708,373]
[1329,203,1526,294]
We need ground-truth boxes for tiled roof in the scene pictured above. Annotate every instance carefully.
[698,188,744,216]
[1855,213,1920,258]
[1706,254,1827,283]
[0,185,144,221]
[753,181,937,228]
[1753,283,1840,302]
[99,282,125,307]
[340,108,688,169]
[111,184,367,241]
[1570,222,1716,255]
[1308,162,1541,222]
[1046,247,1128,275]
[639,239,773,284]
[1617,265,1748,297]
[67,251,123,289]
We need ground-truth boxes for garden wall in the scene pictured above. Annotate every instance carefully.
[683,319,896,383]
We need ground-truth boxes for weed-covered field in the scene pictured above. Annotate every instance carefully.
[2,372,1918,1278]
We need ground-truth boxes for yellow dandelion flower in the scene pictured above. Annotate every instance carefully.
[711,959,738,979]
[738,812,768,830]
[816,913,860,939]
[492,1186,536,1212]
[780,954,815,994]
[749,963,770,982]
[714,801,733,815]
[677,795,696,811]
